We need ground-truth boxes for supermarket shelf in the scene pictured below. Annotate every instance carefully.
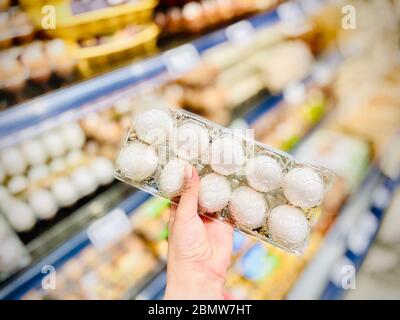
[320,174,399,300]
[0,1,330,299]
[0,8,280,147]
[124,262,166,300]
[135,270,167,300]
[0,190,151,300]
[287,167,399,300]
[243,94,283,125]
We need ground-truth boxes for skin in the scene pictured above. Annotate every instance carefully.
[164,165,233,300]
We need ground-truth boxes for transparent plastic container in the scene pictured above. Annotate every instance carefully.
[114,107,335,255]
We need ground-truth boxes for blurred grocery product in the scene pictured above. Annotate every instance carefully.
[1,0,158,108]
[0,6,35,49]
[21,0,158,40]
[0,39,77,107]
[331,0,400,157]
[224,230,325,300]
[0,120,116,238]
[295,129,370,192]
[22,232,161,300]
[132,197,170,260]
[155,0,279,37]
[253,87,330,151]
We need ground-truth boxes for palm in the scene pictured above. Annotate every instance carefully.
[168,207,233,279]
[165,165,233,299]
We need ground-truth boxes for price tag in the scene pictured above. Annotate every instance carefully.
[87,208,132,250]
[162,44,200,76]
[347,212,379,255]
[130,61,148,76]
[371,185,391,210]
[311,62,334,86]
[300,0,323,15]
[32,100,50,116]
[225,20,255,45]
[277,1,305,24]
[283,83,307,106]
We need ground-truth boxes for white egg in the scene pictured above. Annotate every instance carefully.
[116,142,158,181]
[134,109,174,144]
[20,139,47,166]
[0,164,5,183]
[49,158,67,173]
[51,177,79,207]
[159,159,186,196]
[0,187,12,214]
[283,167,324,208]
[28,189,58,220]
[199,173,231,213]
[267,205,309,246]
[89,157,114,185]
[0,238,23,272]
[60,122,86,150]
[171,121,210,162]
[41,130,67,158]
[7,175,28,195]
[65,150,84,166]
[210,136,246,175]
[0,217,9,241]
[0,186,11,206]
[0,146,27,176]
[229,186,268,229]
[245,156,282,192]
[4,199,36,232]
[28,165,50,182]
[71,167,98,197]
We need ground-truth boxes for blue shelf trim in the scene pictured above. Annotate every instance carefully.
[0,190,150,300]
[320,174,399,300]
[244,94,283,125]
[138,271,167,300]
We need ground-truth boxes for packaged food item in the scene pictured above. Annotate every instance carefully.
[115,107,334,255]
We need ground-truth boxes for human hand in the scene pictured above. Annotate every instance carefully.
[164,165,233,300]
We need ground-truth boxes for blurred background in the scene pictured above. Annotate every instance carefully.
[0,0,399,300]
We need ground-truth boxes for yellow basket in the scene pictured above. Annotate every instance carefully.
[69,23,159,77]
[19,0,53,7]
[24,0,158,40]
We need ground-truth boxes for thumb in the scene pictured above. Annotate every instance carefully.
[175,165,200,224]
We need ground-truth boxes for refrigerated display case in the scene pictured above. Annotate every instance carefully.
[1,0,400,300]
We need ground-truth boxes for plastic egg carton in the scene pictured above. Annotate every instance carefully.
[114,107,334,255]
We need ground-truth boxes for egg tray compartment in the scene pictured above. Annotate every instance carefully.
[114,108,335,255]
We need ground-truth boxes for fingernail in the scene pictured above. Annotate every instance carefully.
[184,165,193,180]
